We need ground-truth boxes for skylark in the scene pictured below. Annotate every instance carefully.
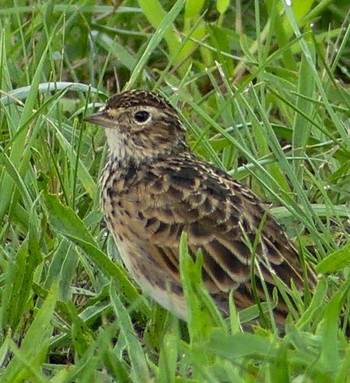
[84,90,317,325]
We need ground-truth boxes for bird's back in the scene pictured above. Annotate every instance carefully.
[101,151,317,322]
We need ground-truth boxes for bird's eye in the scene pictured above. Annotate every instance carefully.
[134,110,150,123]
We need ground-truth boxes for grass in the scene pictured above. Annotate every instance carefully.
[1,0,350,381]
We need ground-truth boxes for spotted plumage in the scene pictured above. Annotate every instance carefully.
[84,90,317,324]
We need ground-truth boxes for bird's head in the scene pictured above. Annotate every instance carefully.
[84,90,188,163]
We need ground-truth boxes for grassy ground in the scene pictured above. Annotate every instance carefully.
[1,0,350,382]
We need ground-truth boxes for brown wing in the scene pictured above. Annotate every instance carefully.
[132,156,316,316]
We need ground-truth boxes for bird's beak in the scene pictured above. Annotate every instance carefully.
[83,111,109,127]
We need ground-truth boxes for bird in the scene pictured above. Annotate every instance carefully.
[84,89,317,326]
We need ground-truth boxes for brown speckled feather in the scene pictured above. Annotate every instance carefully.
[85,90,317,324]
